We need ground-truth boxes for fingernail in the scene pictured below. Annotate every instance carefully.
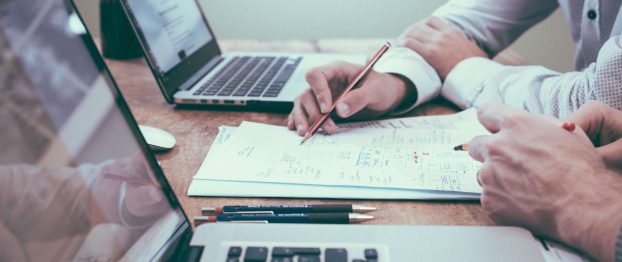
[319,102,328,113]
[337,103,350,117]
[297,124,305,133]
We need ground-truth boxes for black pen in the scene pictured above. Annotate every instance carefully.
[201,204,376,215]
[193,213,374,225]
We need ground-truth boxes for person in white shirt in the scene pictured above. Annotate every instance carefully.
[287,0,622,135]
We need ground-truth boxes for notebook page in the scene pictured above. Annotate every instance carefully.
[198,119,486,193]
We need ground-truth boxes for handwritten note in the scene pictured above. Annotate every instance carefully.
[195,110,487,193]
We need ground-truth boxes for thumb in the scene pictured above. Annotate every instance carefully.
[335,88,371,118]
[596,139,622,170]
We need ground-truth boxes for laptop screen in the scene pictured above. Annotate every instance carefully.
[122,0,221,101]
[0,0,188,261]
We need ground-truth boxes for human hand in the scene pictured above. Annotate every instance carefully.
[398,17,487,80]
[566,100,622,171]
[468,102,622,262]
[93,153,167,226]
[288,61,414,135]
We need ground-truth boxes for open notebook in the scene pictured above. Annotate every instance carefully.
[189,109,488,199]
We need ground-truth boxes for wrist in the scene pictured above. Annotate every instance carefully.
[557,170,622,262]
[387,73,417,113]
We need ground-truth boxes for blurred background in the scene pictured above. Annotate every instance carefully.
[74,0,576,72]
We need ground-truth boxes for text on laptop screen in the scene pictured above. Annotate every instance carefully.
[0,0,187,260]
[125,0,212,75]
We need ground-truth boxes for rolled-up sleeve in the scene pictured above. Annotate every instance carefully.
[432,0,559,57]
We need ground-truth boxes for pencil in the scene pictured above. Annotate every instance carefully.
[452,122,576,151]
[300,42,392,145]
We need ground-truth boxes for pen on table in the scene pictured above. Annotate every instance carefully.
[201,204,376,215]
[193,213,374,225]
[453,122,577,151]
[300,42,392,145]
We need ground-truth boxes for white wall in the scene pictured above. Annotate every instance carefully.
[75,0,575,72]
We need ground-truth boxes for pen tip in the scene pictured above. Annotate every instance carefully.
[299,134,310,146]
[453,145,462,151]
[349,213,374,223]
[352,205,377,213]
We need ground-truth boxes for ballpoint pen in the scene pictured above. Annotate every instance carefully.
[300,42,391,145]
[193,213,374,225]
[201,204,376,215]
[453,122,577,151]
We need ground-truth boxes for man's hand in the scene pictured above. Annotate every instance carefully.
[566,100,622,171]
[468,102,622,262]
[288,61,413,135]
[398,17,487,80]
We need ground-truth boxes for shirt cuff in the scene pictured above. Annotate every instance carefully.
[374,47,441,115]
[442,57,505,109]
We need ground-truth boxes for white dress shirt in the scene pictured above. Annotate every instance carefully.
[375,0,622,118]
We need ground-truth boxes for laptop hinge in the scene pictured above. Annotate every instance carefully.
[180,246,205,262]
[178,56,224,91]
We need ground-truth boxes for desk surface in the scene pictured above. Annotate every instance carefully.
[105,39,495,226]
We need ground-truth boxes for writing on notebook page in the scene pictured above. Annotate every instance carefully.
[204,121,485,193]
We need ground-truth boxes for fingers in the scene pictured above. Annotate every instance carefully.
[597,140,622,169]
[565,100,605,138]
[303,93,338,134]
[306,62,358,114]
[467,135,493,162]
[335,88,371,118]
[476,102,527,133]
[288,91,338,135]
[290,99,309,135]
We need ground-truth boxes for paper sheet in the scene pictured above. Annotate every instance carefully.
[195,110,487,194]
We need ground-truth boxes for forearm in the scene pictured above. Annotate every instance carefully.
[556,170,622,262]
[443,36,622,118]
[431,0,558,56]
[0,165,94,239]
[374,47,441,114]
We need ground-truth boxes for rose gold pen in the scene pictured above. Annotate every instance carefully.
[300,42,392,145]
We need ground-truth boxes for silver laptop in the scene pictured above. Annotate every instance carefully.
[118,0,366,109]
[0,1,555,261]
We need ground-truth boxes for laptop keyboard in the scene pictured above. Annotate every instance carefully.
[193,56,301,98]
[224,246,380,262]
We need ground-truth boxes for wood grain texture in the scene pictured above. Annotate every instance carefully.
[104,39,494,226]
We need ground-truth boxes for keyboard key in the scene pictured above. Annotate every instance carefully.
[228,246,242,257]
[270,258,293,262]
[297,256,320,262]
[351,259,365,262]
[364,248,378,259]
[244,247,268,262]
[271,247,321,257]
[325,248,347,262]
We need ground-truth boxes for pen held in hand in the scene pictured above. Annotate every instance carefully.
[300,42,392,145]
[453,122,577,151]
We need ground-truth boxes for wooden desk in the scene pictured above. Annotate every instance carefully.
[105,39,494,226]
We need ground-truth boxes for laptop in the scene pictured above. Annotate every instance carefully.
[118,0,366,109]
[0,1,560,261]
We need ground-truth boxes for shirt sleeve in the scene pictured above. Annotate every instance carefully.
[432,0,559,57]
[442,36,622,118]
[374,47,441,114]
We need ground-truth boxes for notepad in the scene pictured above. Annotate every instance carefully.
[192,109,488,195]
